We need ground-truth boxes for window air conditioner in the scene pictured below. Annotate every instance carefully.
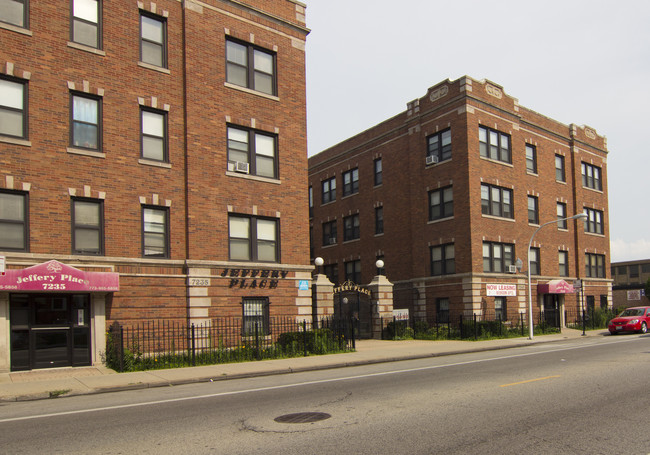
[329,238,337,245]
[426,155,439,165]
[235,161,250,174]
[507,265,518,273]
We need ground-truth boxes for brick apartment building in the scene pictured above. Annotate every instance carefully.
[0,0,310,371]
[611,260,650,309]
[308,76,612,326]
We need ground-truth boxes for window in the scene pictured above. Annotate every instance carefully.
[581,162,602,191]
[559,251,568,277]
[495,297,507,321]
[529,247,540,275]
[227,126,277,178]
[375,207,383,235]
[342,168,359,196]
[555,155,565,182]
[483,242,514,273]
[72,199,103,255]
[141,108,167,162]
[617,266,627,275]
[481,184,513,219]
[643,264,650,274]
[0,190,28,251]
[429,186,453,221]
[0,0,28,27]
[583,207,604,234]
[586,295,595,313]
[431,244,455,276]
[525,144,537,173]
[528,196,539,225]
[436,298,449,323]
[226,39,276,96]
[142,207,169,258]
[427,129,452,162]
[343,214,360,241]
[71,0,101,48]
[308,187,313,218]
[629,265,639,279]
[557,202,567,229]
[322,220,337,246]
[585,253,605,278]
[374,158,382,186]
[323,263,338,285]
[70,92,101,150]
[242,297,270,336]
[140,12,166,68]
[321,177,336,204]
[344,260,361,284]
[600,295,608,309]
[229,215,278,262]
[0,77,27,139]
[479,126,511,163]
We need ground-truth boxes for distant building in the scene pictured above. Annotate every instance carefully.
[0,0,310,371]
[611,260,650,308]
[308,76,612,326]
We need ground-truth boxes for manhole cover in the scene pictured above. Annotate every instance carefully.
[274,412,331,424]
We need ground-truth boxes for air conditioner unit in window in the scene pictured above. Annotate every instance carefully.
[507,265,518,273]
[329,238,337,245]
[235,161,250,174]
[426,155,439,165]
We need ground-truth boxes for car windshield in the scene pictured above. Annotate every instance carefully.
[620,308,645,317]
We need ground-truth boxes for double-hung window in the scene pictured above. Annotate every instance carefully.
[0,0,28,28]
[429,186,453,221]
[585,253,605,278]
[483,242,514,273]
[321,177,336,204]
[528,196,539,225]
[72,198,103,255]
[70,92,101,150]
[557,202,567,229]
[344,260,361,284]
[342,168,359,196]
[140,12,167,68]
[525,144,537,173]
[427,129,452,162]
[374,158,382,186]
[375,207,383,235]
[142,206,169,258]
[481,184,513,219]
[71,0,101,49]
[322,220,336,246]
[0,76,27,139]
[343,214,360,241]
[583,207,604,235]
[308,187,313,218]
[581,162,602,191]
[226,39,276,96]
[555,155,566,182]
[242,297,270,336]
[529,247,540,275]
[479,126,511,163]
[436,298,450,323]
[559,251,568,277]
[431,244,455,276]
[323,263,338,285]
[227,126,277,179]
[495,297,507,321]
[141,108,167,162]
[229,215,279,262]
[0,190,28,251]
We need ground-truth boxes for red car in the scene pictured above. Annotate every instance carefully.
[608,306,650,335]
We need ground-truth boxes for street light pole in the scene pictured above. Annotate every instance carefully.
[527,212,587,340]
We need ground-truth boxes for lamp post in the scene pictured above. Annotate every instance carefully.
[314,257,324,275]
[527,212,587,339]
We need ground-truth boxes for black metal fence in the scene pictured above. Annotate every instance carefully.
[106,316,355,372]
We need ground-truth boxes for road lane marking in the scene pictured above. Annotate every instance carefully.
[500,375,561,387]
[0,336,642,424]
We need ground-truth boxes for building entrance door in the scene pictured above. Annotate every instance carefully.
[543,294,563,328]
[10,294,91,371]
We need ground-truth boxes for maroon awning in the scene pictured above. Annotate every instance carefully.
[0,260,119,292]
[537,279,574,294]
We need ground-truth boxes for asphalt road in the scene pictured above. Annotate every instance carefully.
[1,334,649,454]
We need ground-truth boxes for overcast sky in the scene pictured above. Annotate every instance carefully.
[303,0,650,263]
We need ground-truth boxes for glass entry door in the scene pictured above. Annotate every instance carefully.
[10,294,91,371]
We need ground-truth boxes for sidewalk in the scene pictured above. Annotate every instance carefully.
[0,329,606,402]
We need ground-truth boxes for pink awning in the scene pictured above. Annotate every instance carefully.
[537,279,574,294]
[0,260,119,292]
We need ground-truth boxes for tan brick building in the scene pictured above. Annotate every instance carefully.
[0,0,310,371]
[308,76,612,327]
[611,260,650,309]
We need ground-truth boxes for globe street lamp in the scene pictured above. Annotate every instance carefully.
[527,212,588,339]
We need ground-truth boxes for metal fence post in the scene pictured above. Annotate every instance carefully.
[303,320,308,357]
[119,325,124,373]
[459,314,464,339]
[191,323,196,366]
[473,313,478,340]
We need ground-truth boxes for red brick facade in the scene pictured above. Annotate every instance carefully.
[0,0,310,371]
[309,76,612,324]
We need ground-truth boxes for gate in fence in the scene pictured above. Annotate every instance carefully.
[333,281,373,338]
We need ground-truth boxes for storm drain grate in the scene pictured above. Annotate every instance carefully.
[274,412,331,424]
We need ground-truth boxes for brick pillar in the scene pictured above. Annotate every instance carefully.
[312,273,334,323]
[368,274,394,339]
